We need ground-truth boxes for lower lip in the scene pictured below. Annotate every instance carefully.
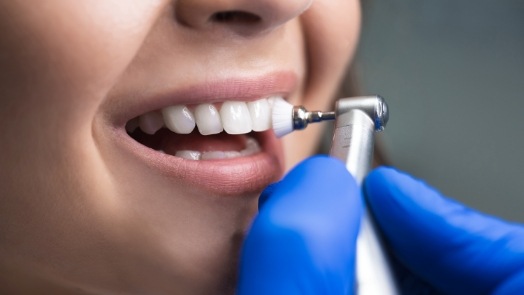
[113,127,284,196]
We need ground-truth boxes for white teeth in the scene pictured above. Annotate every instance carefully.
[175,150,201,160]
[174,137,261,160]
[194,104,223,135]
[220,101,253,134]
[138,111,164,135]
[135,97,283,135]
[199,151,223,160]
[202,151,243,160]
[241,137,261,156]
[247,99,271,132]
[162,105,196,134]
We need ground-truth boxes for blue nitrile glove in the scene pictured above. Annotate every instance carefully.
[237,156,363,295]
[365,167,524,295]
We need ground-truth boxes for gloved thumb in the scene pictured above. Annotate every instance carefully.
[364,167,524,295]
[238,156,362,295]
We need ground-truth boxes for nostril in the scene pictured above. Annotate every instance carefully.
[211,11,261,24]
[176,0,311,33]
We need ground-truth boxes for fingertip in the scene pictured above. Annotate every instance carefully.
[364,165,444,232]
[245,155,363,294]
[364,166,524,294]
[259,156,356,211]
[365,166,438,213]
[274,155,358,202]
[289,155,351,181]
[365,166,409,192]
[365,166,406,211]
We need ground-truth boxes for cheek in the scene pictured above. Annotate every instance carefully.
[0,1,166,162]
[0,1,165,216]
[301,0,361,103]
[0,1,164,128]
[282,0,361,169]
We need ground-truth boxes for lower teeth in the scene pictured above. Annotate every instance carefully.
[174,138,261,160]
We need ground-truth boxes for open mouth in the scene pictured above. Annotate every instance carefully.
[107,73,296,195]
[125,97,278,160]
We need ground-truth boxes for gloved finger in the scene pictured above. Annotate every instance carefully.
[238,156,362,295]
[364,167,524,295]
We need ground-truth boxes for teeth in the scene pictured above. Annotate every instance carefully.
[247,99,271,132]
[135,97,281,135]
[241,138,261,156]
[220,101,253,134]
[138,111,164,135]
[175,150,201,160]
[162,105,196,134]
[174,137,261,160]
[194,104,223,135]
[202,151,235,160]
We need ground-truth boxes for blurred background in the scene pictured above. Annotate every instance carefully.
[355,1,524,221]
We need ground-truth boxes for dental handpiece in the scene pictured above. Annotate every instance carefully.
[272,96,399,294]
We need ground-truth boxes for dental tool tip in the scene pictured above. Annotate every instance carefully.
[271,97,335,138]
[271,98,294,137]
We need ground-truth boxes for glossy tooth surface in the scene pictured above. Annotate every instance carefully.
[139,111,164,135]
[220,102,252,134]
[194,104,223,135]
[162,105,196,134]
[247,99,271,132]
[175,150,201,160]
[173,137,261,160]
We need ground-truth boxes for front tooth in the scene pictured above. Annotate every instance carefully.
[162,105,196,134]
[220,101,252,134]
[247,99,271,132]
[194,104,223,135]
[139,111,164,135]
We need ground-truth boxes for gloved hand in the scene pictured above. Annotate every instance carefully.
[237,156,363,295]
[365,167,524,295]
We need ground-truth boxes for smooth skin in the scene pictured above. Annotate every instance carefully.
[0,1,360,294]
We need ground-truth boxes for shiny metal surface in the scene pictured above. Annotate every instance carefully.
[334,95,388,132]
[330,110,375,183]
[329,96,398,295]
[292,106,336,130]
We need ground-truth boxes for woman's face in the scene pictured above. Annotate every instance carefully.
[0,0,360,293]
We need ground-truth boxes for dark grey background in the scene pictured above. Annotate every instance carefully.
[355,1,524,221]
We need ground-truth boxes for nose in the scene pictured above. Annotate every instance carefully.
[175,0,312,35]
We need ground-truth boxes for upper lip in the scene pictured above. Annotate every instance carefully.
[102,71,295,195]
[110,71,298,128]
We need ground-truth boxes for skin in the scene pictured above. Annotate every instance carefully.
[0,0,360,294]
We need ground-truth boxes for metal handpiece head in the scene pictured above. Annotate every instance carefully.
[335,95,389,131]
[291,106,336,130]
[282,95,387,135]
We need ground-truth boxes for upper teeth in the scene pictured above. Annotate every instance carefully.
[131,97,277,135]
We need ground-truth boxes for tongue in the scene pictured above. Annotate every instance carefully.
[153,129,247,155]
